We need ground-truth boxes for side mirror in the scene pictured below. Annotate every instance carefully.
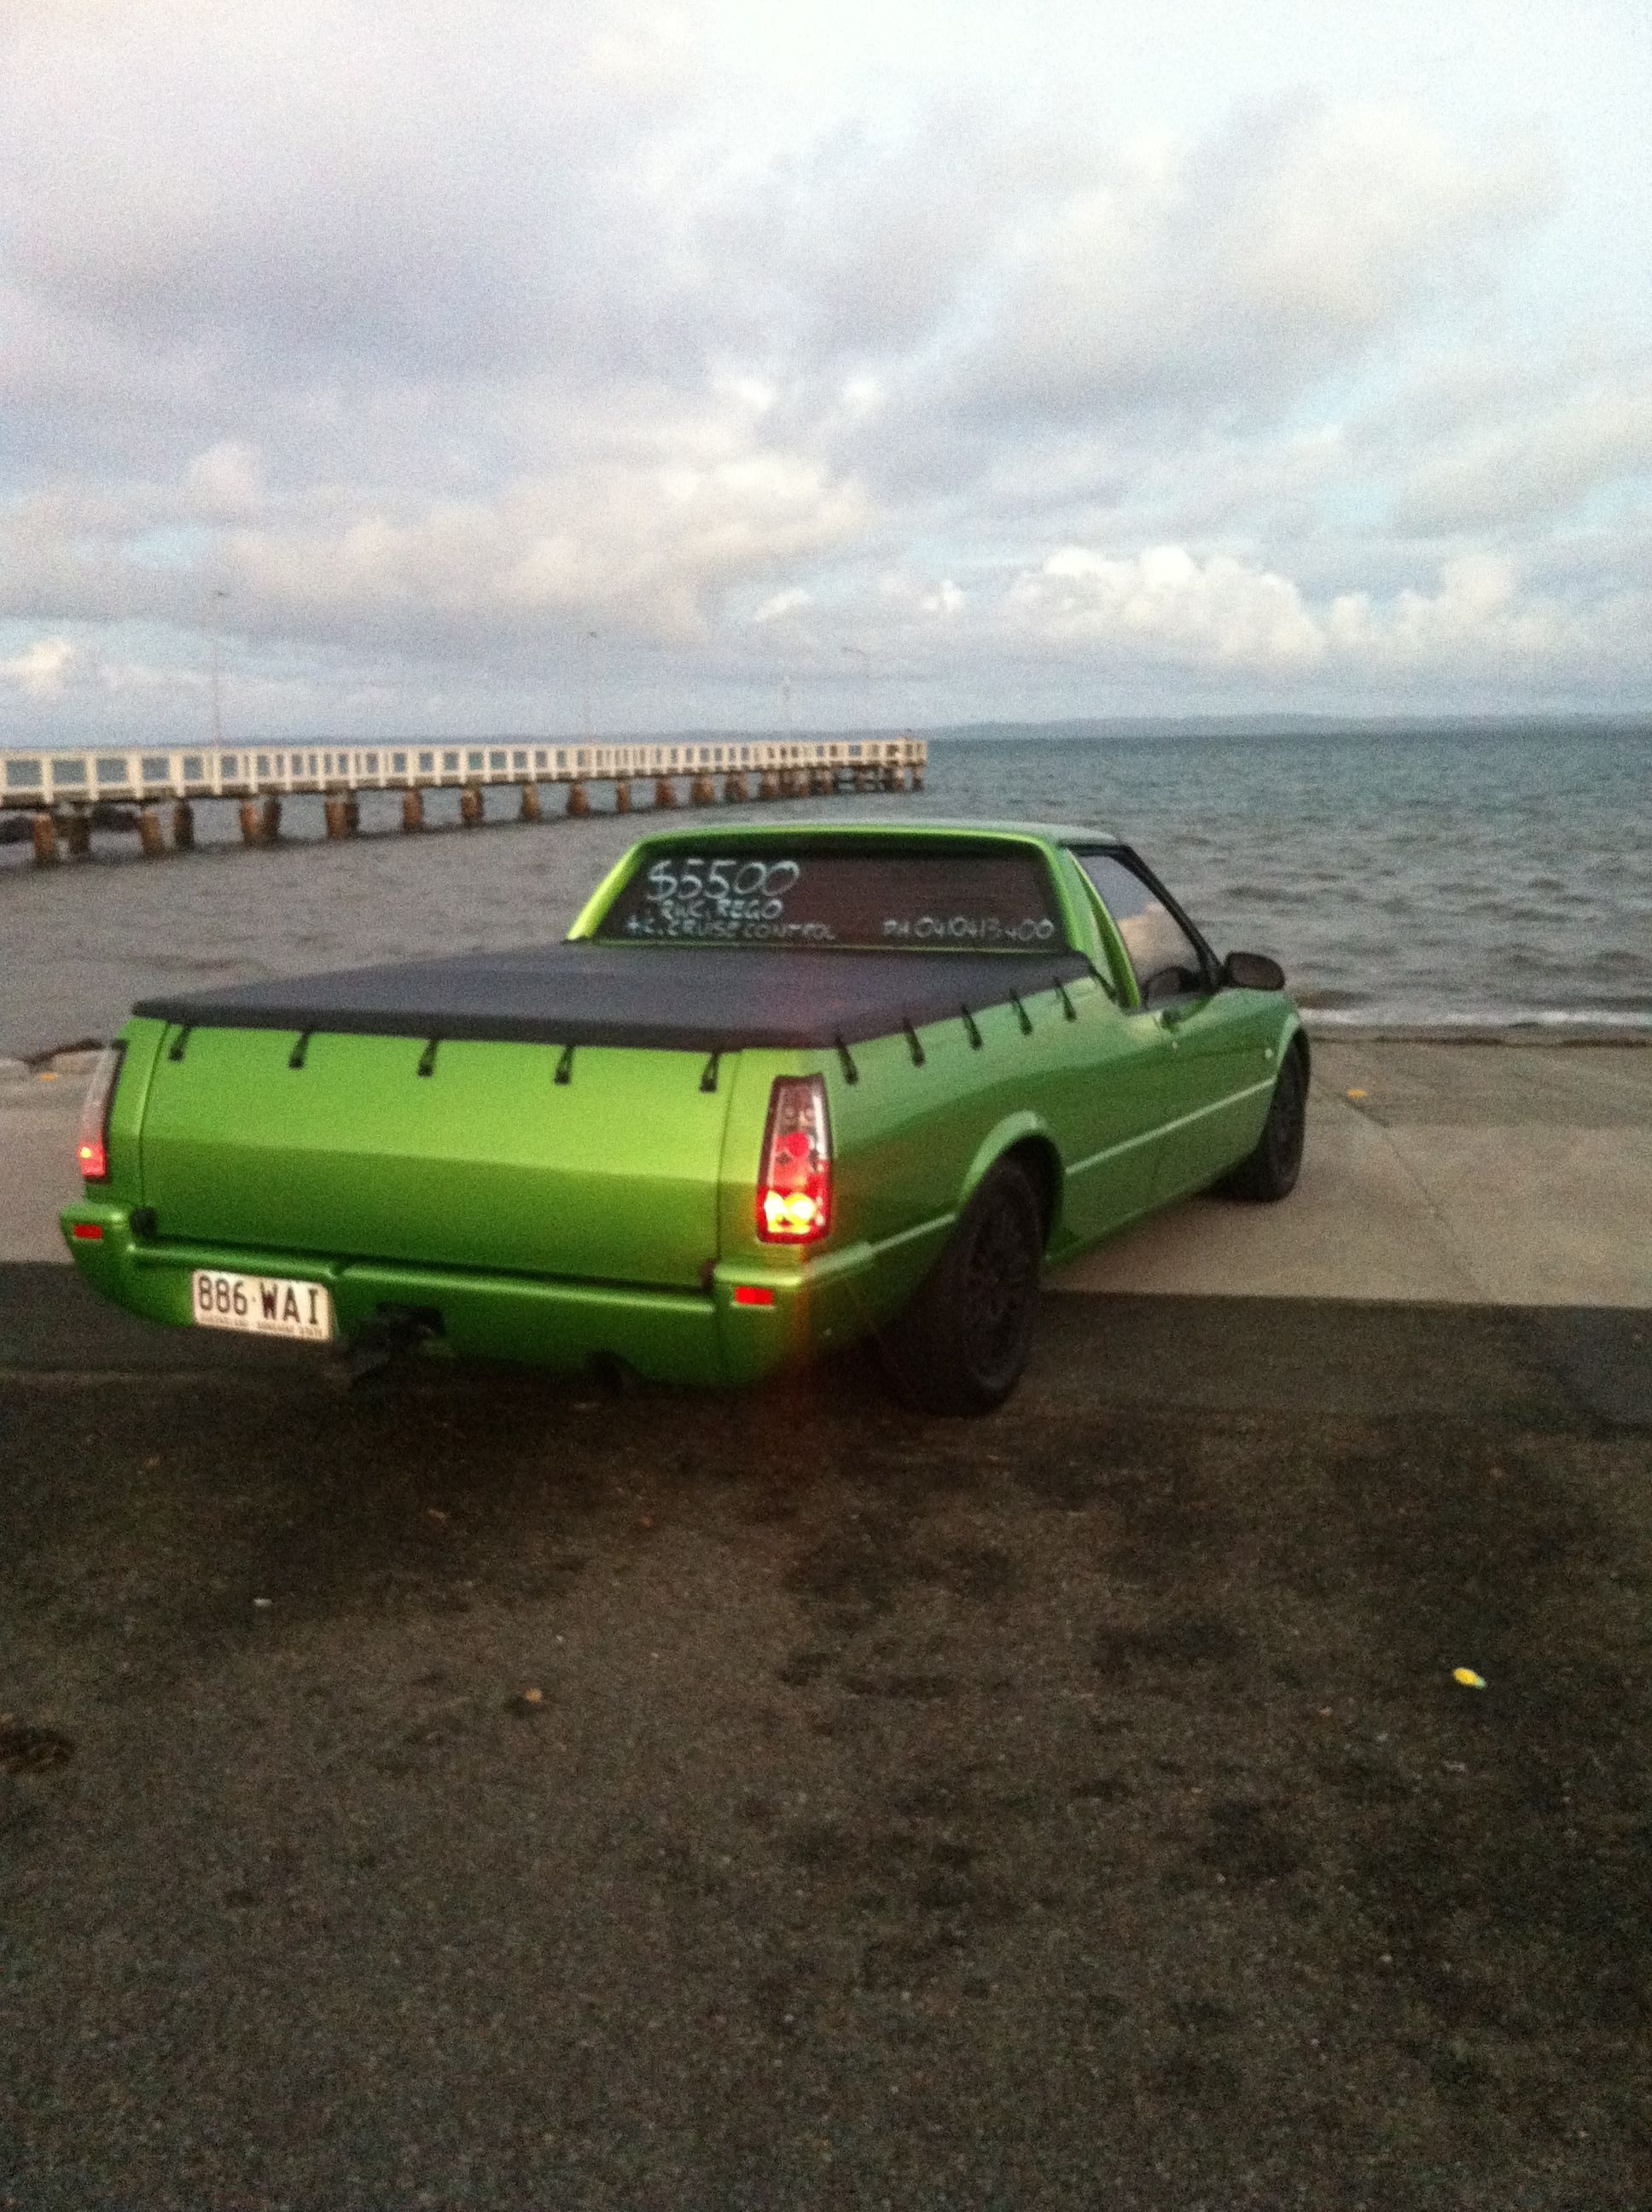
[1221,950,1286,992]
[1142,963,1203,1006]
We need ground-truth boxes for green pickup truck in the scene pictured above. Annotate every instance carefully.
[63,820,1306,1412]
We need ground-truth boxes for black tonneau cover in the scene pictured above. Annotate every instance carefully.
[133,943,1098,1053]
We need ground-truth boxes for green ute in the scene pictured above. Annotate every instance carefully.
[63,822,1307,1412]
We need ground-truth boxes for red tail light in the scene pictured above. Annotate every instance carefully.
[756,1076,832,1245]
[76,1043,125,1184]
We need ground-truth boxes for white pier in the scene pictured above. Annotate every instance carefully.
[2,733,928,863]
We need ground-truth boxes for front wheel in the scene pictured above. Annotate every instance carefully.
[878,1157,1044,1415]
[1220,1040,1306,1202]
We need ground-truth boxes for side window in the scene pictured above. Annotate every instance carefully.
[1077,853,1207,1004]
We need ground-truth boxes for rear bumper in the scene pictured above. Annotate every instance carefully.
[58,1202,884,1388]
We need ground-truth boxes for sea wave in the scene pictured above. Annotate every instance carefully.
[1303,1004,1652,1036]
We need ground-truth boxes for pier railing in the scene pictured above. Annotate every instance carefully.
[2,732,928,862]
[3,733,925,806]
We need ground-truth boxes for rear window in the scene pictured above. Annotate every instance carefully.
[595,846,1065,950]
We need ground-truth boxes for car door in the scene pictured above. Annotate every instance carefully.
[1072,848,1276,1202]
[1021,855,1172,1241]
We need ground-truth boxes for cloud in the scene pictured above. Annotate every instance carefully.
[0,399,870,651]
[217,450,869,651]
[925,96,1554,433]
[1009,545,1323,666]
[0,636,76,698]
[0,1,1643,725]
[1393,381,1652,532]
[753,587,813,622]
[0,2,711,400]
[1322,554,1573,664]
[184,442,265,521]
[986,544,1648,691]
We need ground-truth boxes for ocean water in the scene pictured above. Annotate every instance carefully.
[2,723,1648,1057]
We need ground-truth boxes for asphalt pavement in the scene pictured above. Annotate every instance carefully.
[3,1039,1650,2208]
[3,1261,1650,2210]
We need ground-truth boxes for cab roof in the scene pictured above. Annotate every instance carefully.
[621,817,1123,848]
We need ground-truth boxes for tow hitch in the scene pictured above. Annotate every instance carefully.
[340,1303,444,1388]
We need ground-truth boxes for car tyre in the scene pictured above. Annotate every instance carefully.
[879,1157,1044,1415]
[1221,1039,1306,1202]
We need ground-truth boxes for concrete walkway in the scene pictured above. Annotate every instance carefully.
[7,1039,1649,1304]
[1,1059,93,1267]
[1055,1039,1652,1307]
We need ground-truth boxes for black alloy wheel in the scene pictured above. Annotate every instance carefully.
[881,1156,1044,1415]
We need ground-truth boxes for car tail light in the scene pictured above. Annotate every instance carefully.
[756,1076,832,1245]
[76,1043,125,1184]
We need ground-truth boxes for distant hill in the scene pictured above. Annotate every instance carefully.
[926,713,1652,742]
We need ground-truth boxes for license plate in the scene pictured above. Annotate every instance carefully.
[191,1268,334,1342]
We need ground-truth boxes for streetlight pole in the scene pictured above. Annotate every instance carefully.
[580,628,598,743]
[841,643,871,734]
[207,586,229,748]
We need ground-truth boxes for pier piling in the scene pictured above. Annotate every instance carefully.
[459,786,484,828]
[520,784,542,824]
[172,801,195,852]
[238,800,263,847]
[614,780,632,812]
[31,812,57,866]
[65,810,91,859]
[566,781,590,818]
[323,796,351,841]
[401,789,424,834]
[138,805,166,858]
[260,797,282,844]
[654,777,678,808]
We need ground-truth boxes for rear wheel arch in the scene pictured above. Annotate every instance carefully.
[959,1116,1063,1249]
[999,1134,1062,1247]
[879,1152,1045,1415]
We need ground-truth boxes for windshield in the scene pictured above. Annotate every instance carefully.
[593,845,1066,950]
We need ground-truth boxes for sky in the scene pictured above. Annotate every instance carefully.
[2,0,1649,743]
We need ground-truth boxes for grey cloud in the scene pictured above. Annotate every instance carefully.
[2,1,713,416]
[0,2,1644,726]
[925,94,1555,430]
[1393,381,1652,533]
